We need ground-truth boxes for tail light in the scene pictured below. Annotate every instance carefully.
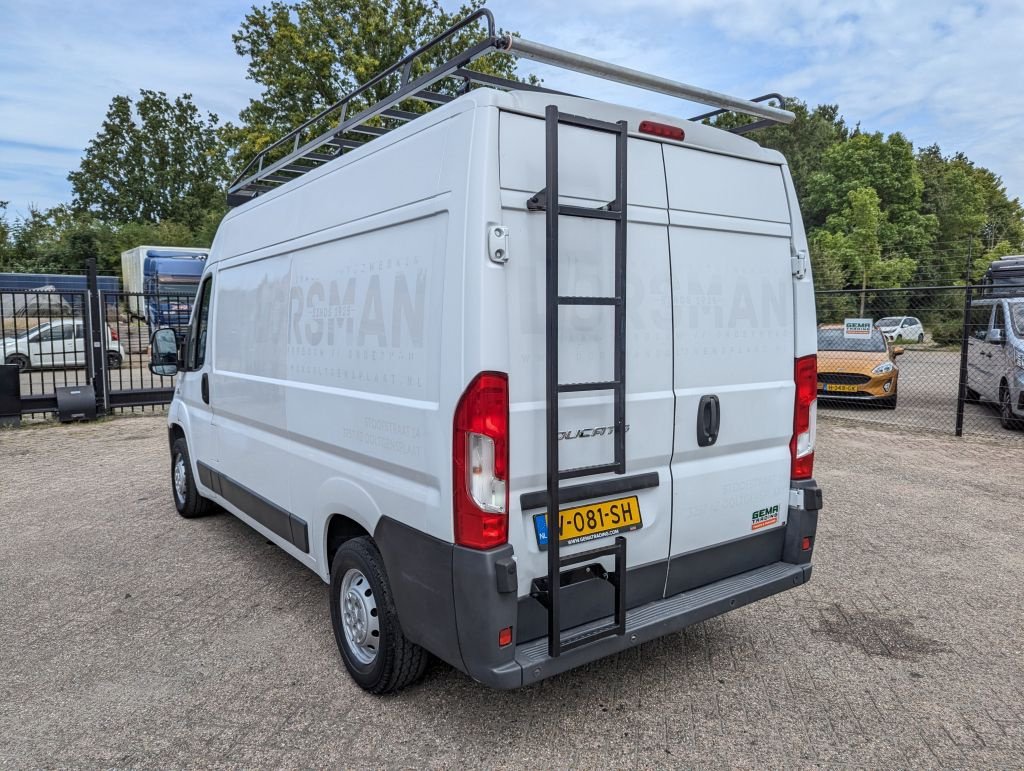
[453,372,509,549]
[790,354,817,480]
[107,325,119,341]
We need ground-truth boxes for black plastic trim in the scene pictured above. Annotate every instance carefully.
[665,528,785,596]
[197,462,309,554]
[519,471,660,511]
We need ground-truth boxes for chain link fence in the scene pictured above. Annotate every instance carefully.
[815,284,1024,440]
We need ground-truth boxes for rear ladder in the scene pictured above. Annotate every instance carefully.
[528,105,629,657]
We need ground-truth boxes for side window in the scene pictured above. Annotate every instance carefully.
[191,277,214,370]
[38,324,67,343]
[971,305,993,340]
[901,319,912,327]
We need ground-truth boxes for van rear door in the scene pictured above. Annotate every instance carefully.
[663,146,796,594]
[498,111,676,638]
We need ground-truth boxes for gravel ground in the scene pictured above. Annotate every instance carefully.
[0,413,1022,768]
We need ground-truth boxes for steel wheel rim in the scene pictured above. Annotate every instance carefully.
[340,568,380,665]
[173,454,187,503]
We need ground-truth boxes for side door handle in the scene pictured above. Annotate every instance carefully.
[201,372,210,404]
[696,394,720,447]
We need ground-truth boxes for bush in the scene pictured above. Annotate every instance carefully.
[930,318,965,346]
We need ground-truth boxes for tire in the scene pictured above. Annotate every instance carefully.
[5,353,30,371]
[330,537,430,694]
[917,333,925,343]
[895,334,904,342]
[107,351,123,370]
[170,438,216,518]
[999,386,1020,430]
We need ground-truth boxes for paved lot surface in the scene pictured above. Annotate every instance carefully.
[1,414,1022,768]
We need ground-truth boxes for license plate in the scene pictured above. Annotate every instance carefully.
[533,495,643,548]
[819,383,858,393]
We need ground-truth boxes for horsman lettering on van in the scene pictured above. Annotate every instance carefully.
[149,9,822,693]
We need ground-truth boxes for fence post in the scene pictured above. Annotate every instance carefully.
[954,284,973,437]
[85,258,108,416]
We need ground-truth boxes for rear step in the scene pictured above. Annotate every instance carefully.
[528,106,629,657]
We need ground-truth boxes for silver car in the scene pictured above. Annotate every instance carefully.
[2,318,125,371]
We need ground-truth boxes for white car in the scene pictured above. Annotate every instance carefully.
[155,16,822,694]
[2,318,125,371]
[877,315,925,343]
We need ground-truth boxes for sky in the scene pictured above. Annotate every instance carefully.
[2,0,1023,218]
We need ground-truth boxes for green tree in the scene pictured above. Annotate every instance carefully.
[225,0,526,173]
[69,90,228,230]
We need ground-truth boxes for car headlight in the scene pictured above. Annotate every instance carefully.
[872,361,894,375]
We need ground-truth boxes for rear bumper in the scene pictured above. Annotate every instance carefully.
[513,561,811,687]
[375,480,821,690]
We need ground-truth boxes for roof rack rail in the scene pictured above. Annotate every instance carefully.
[226,8,796,207]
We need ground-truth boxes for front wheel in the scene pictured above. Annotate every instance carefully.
[1000,387,1020,430]
[329,537,430,694]
[5,353,30,371]
[170,438,216,518]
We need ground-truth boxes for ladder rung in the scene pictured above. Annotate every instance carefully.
[558,380,618,393]
[323,137,366,150]
[557,295,620,306]
[381,107,419,122]
[559,462,622,480]
[560,622,621,651]
[412,89,454,105]
[558,204,622,221]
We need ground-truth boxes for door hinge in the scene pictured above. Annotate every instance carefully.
[791,249,808,279]
[488,224,510,264]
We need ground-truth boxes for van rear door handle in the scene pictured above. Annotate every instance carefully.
[201,373,210,404]
[696,394,720,447]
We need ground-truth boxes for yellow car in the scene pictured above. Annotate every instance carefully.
[817,324,903,409]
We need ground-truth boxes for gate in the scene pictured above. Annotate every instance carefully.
[0,259,190,420]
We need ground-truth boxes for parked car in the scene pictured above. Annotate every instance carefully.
[153,16,822,695]
[966,297,1024,429]
[876,315,925,343]
[2,318,124,371]
[817,324,902,408]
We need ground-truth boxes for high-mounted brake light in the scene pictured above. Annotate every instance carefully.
[791,355,817,480]
[453,372,509,550]
[639,120,685,141]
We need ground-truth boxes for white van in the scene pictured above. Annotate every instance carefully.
[150,13,822,692]
[966,296,1024,429]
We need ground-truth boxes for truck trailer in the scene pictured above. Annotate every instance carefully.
[120,246,208,332]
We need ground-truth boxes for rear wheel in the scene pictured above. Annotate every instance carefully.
[171,438,216,518]
[107,351,123,370]
[330,537,430,694]
[917,333,925,343]
[5,353,30,371]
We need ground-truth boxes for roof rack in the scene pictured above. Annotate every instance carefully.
[226,8,796,207]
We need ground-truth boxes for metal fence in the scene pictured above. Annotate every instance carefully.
[815,284,1024,440]
[0,260,194,421]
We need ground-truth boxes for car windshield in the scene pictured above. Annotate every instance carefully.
[876,317,901,327]
[817,327,887,352]
[1011,302,1024,337]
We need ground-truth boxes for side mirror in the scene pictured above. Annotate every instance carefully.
[892,346,905,356]
[986,328,1005,345]
[149,327,179,376]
